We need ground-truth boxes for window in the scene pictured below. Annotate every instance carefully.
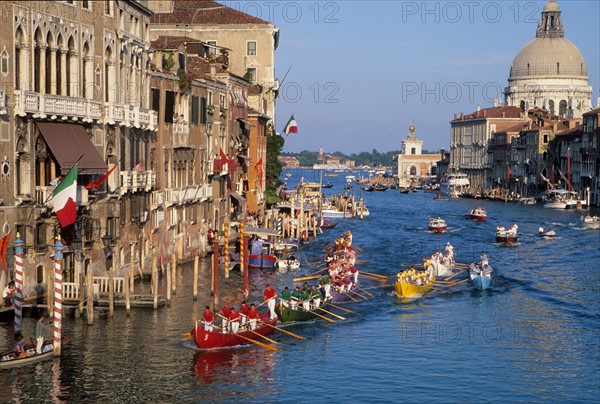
[411,147,416,155]
[0,50,8,78]
[207,41,217,56]
[543,134,549,144]
[200,97,207,124]
[191,96,199,124]
[82,0,90,10]
[105,1,113,15]
[165,91,175,123]
[247,41,257,56]
[150,88,160,112]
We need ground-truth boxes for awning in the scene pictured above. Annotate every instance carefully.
[36,122,107,175]
[246,227,279,237]
[237,118,255,128]
[230,191,246,204]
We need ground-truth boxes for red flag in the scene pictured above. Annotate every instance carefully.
[0,232,11,272]
[228,157,237,173]
[85,163,118,190]
[220,148,228,166]
[507,166,511,182]
[254,158,263,182]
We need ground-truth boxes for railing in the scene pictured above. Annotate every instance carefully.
[151,190,165,208]
[14,90,102,120]
[62,277,124,301]
[165,184,212,205]
[35,185,88,206]
[103,103,158,130]
[119,170,156,195]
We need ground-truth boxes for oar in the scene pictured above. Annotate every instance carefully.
[259,320,306,340]
[307,309,336,323]
[316,307,346,320]
[360,271,387,280]
[359,274,387,283]
[293,274,321,282]
[235,333,279,351]
[343,292,360,303]
[246,329,279,345]
[356,285,373,297]
[257,296,276,308]
[348,289,368,300]
[326,302,355,314]
[446,278,470,288]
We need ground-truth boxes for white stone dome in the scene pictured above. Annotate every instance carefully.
[509,37,588,80]
[543,0,560,12]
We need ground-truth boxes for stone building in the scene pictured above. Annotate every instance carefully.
[505,0,592,118]
[396,124,440,185]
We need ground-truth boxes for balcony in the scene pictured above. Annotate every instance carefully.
[14,90,102,122]
[35,185,89,207]
[151,190,165,209]
[104,103,158,131]
[164,184,211,206]
[119,170,156,195]
[172,121,190,147]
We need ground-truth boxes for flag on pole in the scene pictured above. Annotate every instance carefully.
[283,114,298,136]
[219,148,229,172]
[85,163,118,190]
[507,166,511,182]
[0,232,11,272]
[254,158,263,182]
[52,163,78,228]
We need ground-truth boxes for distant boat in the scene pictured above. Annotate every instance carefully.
[321,183,334,189]
[465,206,487,222]
[537,227,557,238]
[496,224,518,244]
[362,185,374,192]
[469,262,493,290]
[374,184,388,192]
[428,217,447,233]
[581,215,600,230]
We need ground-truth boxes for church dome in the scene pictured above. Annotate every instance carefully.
[543,0,560,12]
[509,37,588,80]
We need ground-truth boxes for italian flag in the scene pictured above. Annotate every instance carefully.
[52,164,78,228]
[283,114,298,135]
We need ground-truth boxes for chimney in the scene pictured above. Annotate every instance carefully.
[502,112,506,118]
[483,110,487,118]
[460,113,464,120]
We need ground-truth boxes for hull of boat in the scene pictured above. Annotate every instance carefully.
[429,226,447,233]
[248,254,277,269]
[470,273,493,290]
[394,279,433,297]
[320,210,354,219]
[276,303,325,322]
[0,341,54,369]
[496,235,518,244]
[191,313,276,350]
[465,214,487,222]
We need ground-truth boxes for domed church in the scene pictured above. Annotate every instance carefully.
[504,0,592,118]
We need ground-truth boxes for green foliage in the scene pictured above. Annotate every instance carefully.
[162,52,175,72]
[177,69,192,93]
[280,149,401,167]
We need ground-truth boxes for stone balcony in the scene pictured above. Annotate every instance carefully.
[13,90,157,130]
[119,170,156,195]
[161,184,211,207]
[104,103,158,130]
[35,185,89,207]
[15,90,102,122]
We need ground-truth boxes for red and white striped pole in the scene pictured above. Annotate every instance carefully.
[14,233,24,332]
[53,237,64,357]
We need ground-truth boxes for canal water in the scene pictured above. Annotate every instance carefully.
[1,169,599,403]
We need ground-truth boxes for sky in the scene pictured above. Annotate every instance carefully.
[226,0,600,154]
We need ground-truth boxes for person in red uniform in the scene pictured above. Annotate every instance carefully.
[202,306,215,332]
[228,308,241,333]
[263,284,277,320]
[239,301,250,328]
[247,303,259,330]
[219,303,232,333]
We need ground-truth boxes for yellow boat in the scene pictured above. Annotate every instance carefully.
[394,269,435,297]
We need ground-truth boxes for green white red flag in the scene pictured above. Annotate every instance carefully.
[52,163,78,228]
[283,114,297,136]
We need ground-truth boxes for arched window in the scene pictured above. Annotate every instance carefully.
[410,166,417,176]
[56,35,63,94]
[14,28,24,90]
[34,28,43,93]
[1,49,8,78]
[559,100,567,117]
[548,100,555,115]
[45,31,54,94]
[67,36,76,96]
[519,100,525,112]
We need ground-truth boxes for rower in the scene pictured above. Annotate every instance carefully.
[239,301,250,327]
[13,333,28,358]
[229,308,241,333]
[219,303,232,333]
[280,287,292,308]
[247,304,259,330]
[202,306,215,332]
[310,285,321,309]
[321,273,331,300]
[301,287,311,311]
[290,286,301,309]
[263,284,277,320]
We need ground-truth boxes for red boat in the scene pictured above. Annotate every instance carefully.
[465,206,487,222]
[190,313,277,350]
[428,217,447,233]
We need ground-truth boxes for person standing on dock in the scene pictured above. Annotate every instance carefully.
[35,313,52,354]
[263,284,277,320]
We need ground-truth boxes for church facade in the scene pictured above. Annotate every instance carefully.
[397,125,440,186]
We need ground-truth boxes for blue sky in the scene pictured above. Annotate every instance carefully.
[230,1,599,154]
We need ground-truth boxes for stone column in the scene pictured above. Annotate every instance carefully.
[49,46,57,94]
[59,49,68,96]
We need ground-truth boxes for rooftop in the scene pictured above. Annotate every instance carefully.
[151,0,271,25]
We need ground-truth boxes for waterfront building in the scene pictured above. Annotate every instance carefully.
[278,156,300,168]
[580,109,600,206]
[148,0,280,213]
[0,0,157,298]
[487,122,528,192]
[450,106,526,190]
[396,124,440,186]
[504,0,592,118]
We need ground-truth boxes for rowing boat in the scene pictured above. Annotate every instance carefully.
[276,302,327,322]
[428,217,447,233]
[469,264,493,290]
[0,340,54,369]
[190,313,277,350]
[393,270,435,297]
[465,206,487,222]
